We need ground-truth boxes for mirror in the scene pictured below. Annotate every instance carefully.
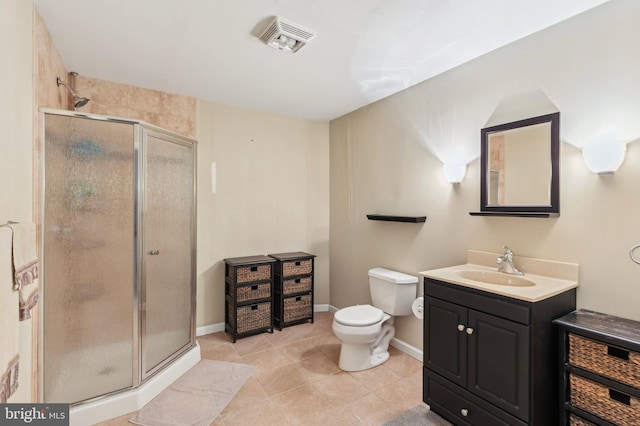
[479,112,560,216]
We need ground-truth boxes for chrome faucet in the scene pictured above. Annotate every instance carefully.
[496,245,524,275]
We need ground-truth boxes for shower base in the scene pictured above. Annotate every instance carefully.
[69,343,201,426]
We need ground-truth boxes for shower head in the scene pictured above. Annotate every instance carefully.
[74,96,90,108]
[57,77,90,109]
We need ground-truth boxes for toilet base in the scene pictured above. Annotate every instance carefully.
[337,323,395,372]
[338,343,390,371]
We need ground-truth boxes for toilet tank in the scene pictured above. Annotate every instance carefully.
[368,267,418,316]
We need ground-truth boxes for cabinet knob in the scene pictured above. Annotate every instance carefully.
[466,327,474,335]
[461,408,469,417]
[148,250,160,255]
[457,324,466,332]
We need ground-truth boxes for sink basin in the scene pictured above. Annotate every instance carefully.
[455,270,535,287]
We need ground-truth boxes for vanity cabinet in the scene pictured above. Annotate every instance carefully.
[423,278,576,425]
[554,310,640,426]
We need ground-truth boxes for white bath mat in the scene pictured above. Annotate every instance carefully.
[129,359,255,426]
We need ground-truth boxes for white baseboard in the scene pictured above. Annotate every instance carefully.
[196,304,331,337]
[196,322,225,337]
[390,337,423,362]
[314,304,330,312]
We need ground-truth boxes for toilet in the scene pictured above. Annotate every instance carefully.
[332,267,418,371]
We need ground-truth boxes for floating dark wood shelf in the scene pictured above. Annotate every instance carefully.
[469,211,559,218]
[366,214,426,223]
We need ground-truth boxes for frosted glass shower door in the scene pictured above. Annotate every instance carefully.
[141,131,195,377]
[42,114,136,403]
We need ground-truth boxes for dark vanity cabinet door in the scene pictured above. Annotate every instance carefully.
[468,310,530,420]
[425,297,467,387]
[423,277,576,426]
[425,297,530,421]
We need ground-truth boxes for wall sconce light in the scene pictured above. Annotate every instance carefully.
[582,140,626,174]
[443,164,467,184]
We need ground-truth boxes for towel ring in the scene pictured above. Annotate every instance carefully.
[630,244,640,265]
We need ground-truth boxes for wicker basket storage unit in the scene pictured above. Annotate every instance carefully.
[569,414,596,426]
[282,259,312,277]
[570,374,640,425]
[227,301,271,334]
[224,255,275,342]
[236,283,271,303]
[554,310,640,426]
[232,264,272,283]
[569,333,640,389]
[282,276,312,295]
[269,252,315,330]
[283,294,312,323]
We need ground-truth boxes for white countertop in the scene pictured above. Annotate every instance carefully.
[419,263,578,302]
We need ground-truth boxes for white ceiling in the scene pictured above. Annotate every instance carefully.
[34,0,610,121]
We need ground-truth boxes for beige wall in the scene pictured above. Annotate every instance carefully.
[330,105,475,350]
[1,0,34,403]
[1,0,33,224]
[196,100,330,327]
[330,0,640,350]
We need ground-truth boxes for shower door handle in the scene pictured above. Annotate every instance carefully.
[148,250,160,255]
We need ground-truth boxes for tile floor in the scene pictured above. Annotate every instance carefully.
[98,311,425,425]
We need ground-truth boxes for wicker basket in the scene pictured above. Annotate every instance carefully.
[229,264,272,283]
[569,414,596,426]
[570,374,640,426]
[283,277,312,295]
[283,294,312,323]
[282,259,312,277]
[236,283,271,303]
[228,301,271,334]
[569,333,640,389]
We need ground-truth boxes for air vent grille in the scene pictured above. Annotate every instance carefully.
[259,22,278,44]
[279,22,314,41]
[258,16,316,53]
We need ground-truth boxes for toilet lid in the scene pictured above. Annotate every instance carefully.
[334,304,384,326]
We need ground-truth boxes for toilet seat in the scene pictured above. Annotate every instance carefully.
[334,304,384,327]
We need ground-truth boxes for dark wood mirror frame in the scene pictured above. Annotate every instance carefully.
[471,112,560,217]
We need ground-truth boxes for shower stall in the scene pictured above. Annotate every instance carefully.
[40,109,197,406]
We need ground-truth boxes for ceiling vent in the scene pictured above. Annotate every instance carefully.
[258,16,316,53]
